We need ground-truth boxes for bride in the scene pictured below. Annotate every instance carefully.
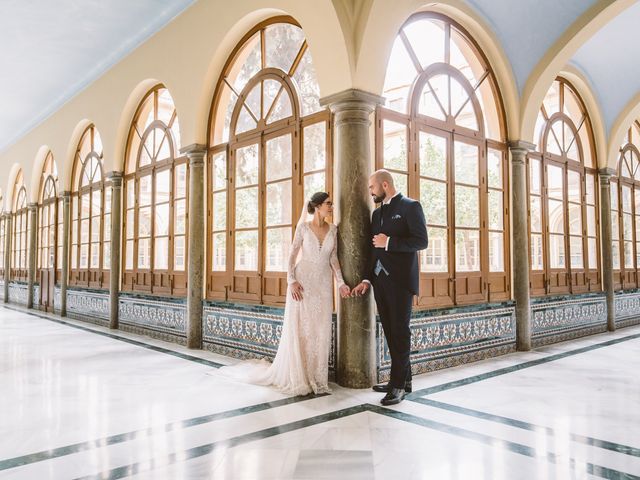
[219,192,351,395]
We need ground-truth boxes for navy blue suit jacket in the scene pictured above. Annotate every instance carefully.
[367,193,428,295]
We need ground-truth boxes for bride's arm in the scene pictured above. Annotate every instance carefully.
[330,227,346,289]
[287,223,305,284]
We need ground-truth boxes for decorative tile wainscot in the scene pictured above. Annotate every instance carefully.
[119,294,187,343]
[8,282,29,306]
[531,294,607,346]
[64,288,109,325]
[378,305,516,382]
[615,291,640,328]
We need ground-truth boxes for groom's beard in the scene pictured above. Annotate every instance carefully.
[372,192,386,203]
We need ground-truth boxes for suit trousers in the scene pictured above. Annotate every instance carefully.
[372,271,413,389]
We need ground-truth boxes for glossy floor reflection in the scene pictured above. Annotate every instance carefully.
[1,307,639,479]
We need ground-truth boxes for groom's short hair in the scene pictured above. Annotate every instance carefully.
[371,169,395,187]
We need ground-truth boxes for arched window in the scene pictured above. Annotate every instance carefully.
[123,85,187,295]
[0,193,5,277]
[11,171,28,281]
[37,153,59,274]
[378,12,508,307]
[70,125,110,288]
[528,78,599,295]
[207,17,331,304]
[613,121,640,290]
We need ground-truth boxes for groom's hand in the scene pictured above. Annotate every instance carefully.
[350,282,370,297]
[373,233,388,248]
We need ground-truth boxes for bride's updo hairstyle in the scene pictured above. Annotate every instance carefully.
[307,192,329,214]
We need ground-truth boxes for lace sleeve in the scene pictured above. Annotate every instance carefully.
[287,223,305,284]
[330,226,346,288]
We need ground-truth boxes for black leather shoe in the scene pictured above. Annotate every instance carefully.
[372,381,412,393]
[380,388,405,406]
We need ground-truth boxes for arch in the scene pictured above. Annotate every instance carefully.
[63,119,93,191]
[4,164,22,212]
[356,0,519,137]
[608,91,640,171]
[520,0,635,144]
[30,146,56,203]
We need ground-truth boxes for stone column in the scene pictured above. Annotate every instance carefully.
[27,202,37,309]
[320,89,384,388]
[60,192,70,316]
[509,141,536,351]
[107,172,123,329]
[181,144,206,349]
[599,168,615,331]
[3,214,11,303]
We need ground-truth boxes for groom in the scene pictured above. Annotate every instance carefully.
[351,169,428,405]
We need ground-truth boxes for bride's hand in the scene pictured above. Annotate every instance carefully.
[339,285,351,298]
[350,282,370,297]
[290,282,304,301]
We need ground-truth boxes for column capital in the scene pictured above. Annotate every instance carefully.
[106,171,123,187]
[27,202,37,211]
[180,144,207,166]
[60,190,71,200]
[598,167,616,178]
[320,89,385,114]
[508,140,536,153]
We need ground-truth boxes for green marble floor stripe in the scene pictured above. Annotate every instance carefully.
[3,305,224,368]
[72,404,370,480]
[371,405,640,480]
[407,331,640,399]
[413,398,640,458]
[0,391,327,471]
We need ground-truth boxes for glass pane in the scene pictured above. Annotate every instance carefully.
[80,244,88,268]
[126,210,135,239]
[530,196,542,233]
[624,241,634,269]
[266,134,292,182]
[80,219,89,243]
[455,185,479,228]
[304,173,325,203]
[613,241,620,270]
[455,230,480,272]
[91,190,101,216]
[266,181,292,227]
[546,121,562,155]
[587,205,596,237]
[568,204,582,235]
[487,150,502,189]
[104,187,111,213]
[154,237,168,270]
[611,182,618,210]
[383,120,407,171]
[422,226,447,273]
[127,180,135,208]
[235,230,258,271]
[611,215,619,241]
[174,236,185,271]
[125,240,134,270]
[138,238,150,269]
[236,105,257,134]
[265,227,291,272]
[71,244,77,269]
[549,234,565,269]
[403,18,445,68]
[139,207,151,237]
[212,232,226,271]
[529,158,541,194]
[155,203,169,236]
[212,152,227,190]
[175,163,187,198]
[175,199,187,235]
[565,122,579,161]
[567,170,581,202]
[547,165,563,199]
[589,238,597,270]
[264,23,304,74]
[570,236,583,269]
[548,199,564,234]
[292,48,321,116]
[139,176,152,206]
[420,179,446,226]
[155,170,170,205]
[454,142,478,185]
[230,32,261,93]
[90,244,100,268]
[266,89,293,124]
[489,232,504,272]
[624,213,633,240]
[635,189,640,214]
[585,173,595,204]
[488,190,503,230]
[452,84,478,131]
[622,186,632,213]
[419,81,446,120]
[91,217,100,242]
[390,172,407,196]
[419,132,446,180]
[235,188,259,229]
[236,144,259,187]
[303,123,326,173]
[81,194,90,219]
[530,233,543,270]
[382,36,413,113]
[103,242,110,270]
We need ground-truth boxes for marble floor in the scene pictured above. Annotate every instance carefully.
[1,307,639,479]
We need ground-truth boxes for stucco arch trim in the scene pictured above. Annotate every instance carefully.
[607,91,640,171]
[5,164,24,212]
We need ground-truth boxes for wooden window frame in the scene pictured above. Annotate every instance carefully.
[376,12,510,309]
[527,78,601,296]
[122,86,188,297]
[206,17,333,305]
[11,184,29,282]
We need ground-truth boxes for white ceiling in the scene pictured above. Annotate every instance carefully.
[0,0,195,153]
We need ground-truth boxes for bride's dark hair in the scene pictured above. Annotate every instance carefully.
[307,192,330,214]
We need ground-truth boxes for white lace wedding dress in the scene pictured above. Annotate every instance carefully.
[219,222,345,396]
